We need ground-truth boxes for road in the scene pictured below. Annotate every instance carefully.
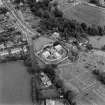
[1,0,38,45]
[1,0,40,105]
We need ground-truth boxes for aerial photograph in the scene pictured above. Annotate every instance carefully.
[0,0,105,105]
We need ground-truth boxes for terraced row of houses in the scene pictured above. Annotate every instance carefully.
[0,42,29,62]
[33,35,68,65]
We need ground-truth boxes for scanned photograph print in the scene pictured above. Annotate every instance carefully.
[0,0,105,105]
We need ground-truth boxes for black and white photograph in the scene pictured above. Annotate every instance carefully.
[0,0,105,105]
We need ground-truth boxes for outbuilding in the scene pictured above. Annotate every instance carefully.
[54,44,62,51]
[54,52,61,59]
[42,51,50,58]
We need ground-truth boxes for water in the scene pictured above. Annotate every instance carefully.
[0,61,32,105]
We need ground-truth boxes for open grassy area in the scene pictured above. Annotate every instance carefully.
[57,50,105,105]
[62,3,105,26]
[88,36,105,49]
[0,62,32,105]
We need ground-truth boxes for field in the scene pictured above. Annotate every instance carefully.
[62,3,105,26]
[57,51,105,105]
[0,62,32,105]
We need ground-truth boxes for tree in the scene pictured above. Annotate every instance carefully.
[64,90,76,105]
[101,45,105,51]
[97,25,104,36]
[42,64,57,80]
[13,0,25,4]
[0,7,8,14]
[89,0,99,4]
[92,69,105,85]
[92,69,100,75]
[27,67,36,74]
[88,24,99,36]
[86,44,93,50]
[81,22,87,32]
[53,8,63,17]
[24,56,32,67]
[43,10,50,18]
[53,77,64,89]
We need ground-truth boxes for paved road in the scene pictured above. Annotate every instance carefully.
[1,0,40,105]
[1,0,38,46]
[2,0,36,34]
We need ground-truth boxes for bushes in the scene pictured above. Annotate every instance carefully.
[28,0,105,39]
[101,45,105,51]
[24,56,32,67]
[86,44,93,50]
[89,0,99,5]
[13,0,25,4]
[53,8,63,17]
[80,23,87,32]
[64,90,76,105]
[92,69,105,85]
[0,7,8,14]
[39,16,105,40]
[42,64,57,81]
[28,0,51,17]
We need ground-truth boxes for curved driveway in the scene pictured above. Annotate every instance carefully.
[2,0,38,45]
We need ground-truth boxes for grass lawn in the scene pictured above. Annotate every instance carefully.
[88,36,105,49]
[62,3,105,26]
[0,61,32,105]
[58,51,105,104]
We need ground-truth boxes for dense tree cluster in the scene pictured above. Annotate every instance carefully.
[39,17,105,38]
[0,7,8,14]
[40,64,77,104]
[28,0,52,18]
[42,64,57,81]
[24,57,77,104]
[0,27,21,43]
[92,69,105,85]
[89,0,99,4]
[27,0,105,41]
[31,75,40,103]
[101,45,105,51]
[64,90,76,105]
[24,55,32,67]
[12,0,25,4]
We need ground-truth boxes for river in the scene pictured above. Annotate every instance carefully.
[0,61,32,105]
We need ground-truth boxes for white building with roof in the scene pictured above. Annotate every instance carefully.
[42,51,50,58]
[0,43,5,49]
[52,32,60,39]
[53,52,61,59]
[11,48,22,55]
[0,50,9,56]
[46,100,55,105]
[54,44,62,51]
[40,72,52,87]
[46,99,64,105]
